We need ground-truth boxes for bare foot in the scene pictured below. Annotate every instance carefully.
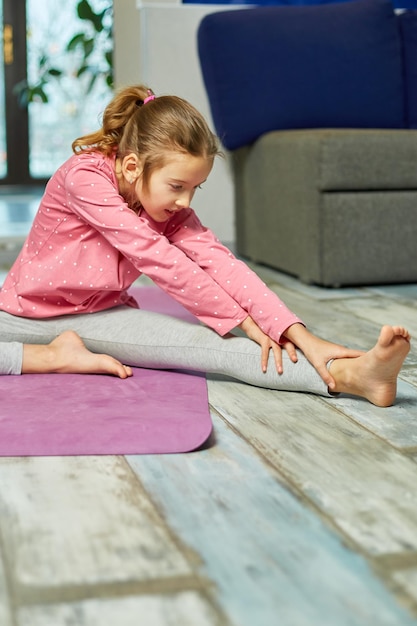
[23,331,133,379]
[329,325,410,407]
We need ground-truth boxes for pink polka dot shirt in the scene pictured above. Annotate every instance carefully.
[0,151,302,343]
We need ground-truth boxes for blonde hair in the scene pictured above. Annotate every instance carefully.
[72,84,221,190]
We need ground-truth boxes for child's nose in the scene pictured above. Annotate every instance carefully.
[175,191,193,209]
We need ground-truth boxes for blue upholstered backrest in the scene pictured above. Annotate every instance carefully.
[198,0,406,150]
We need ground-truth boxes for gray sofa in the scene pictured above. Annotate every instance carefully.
[233,129,417,286]
[198,0,417,286]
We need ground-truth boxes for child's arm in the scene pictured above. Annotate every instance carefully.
[167,210,303,344]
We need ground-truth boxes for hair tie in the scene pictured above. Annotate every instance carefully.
[143,89,155,105]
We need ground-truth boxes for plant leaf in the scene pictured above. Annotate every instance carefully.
[66,33,87,51]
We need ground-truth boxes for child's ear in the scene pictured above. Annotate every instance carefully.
[121,153,142,183]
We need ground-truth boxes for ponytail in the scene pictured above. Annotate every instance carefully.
[72,85,150,155]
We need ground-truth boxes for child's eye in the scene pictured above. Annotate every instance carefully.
[196,185,203,190]
[170,184,182,191]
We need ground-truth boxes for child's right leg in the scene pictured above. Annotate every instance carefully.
[328,325,410,407]
[0,307,330,395]
[51,309,413,406]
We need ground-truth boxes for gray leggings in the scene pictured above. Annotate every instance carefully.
[0,306,330,396]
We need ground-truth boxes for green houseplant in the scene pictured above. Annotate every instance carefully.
[14,0,113,107]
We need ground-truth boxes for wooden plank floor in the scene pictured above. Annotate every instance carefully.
[1,220,417,623]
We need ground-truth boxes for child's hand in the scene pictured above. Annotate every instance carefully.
[238,316,298,374]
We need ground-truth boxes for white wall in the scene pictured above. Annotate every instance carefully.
[113,0,143,86]
[113,0,236,242]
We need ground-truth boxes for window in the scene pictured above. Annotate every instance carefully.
[0,0,113,185]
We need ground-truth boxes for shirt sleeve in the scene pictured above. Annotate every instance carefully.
[0,342,23,375]
[64,159,248,335]
[165,209,304,344]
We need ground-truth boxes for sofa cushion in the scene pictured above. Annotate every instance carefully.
[198,0,405,150]
[398,10,417,128]
[315,129,417,190]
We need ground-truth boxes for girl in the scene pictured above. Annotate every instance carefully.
[0,85,410,406]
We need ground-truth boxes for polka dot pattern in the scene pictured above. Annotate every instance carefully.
[0,151,302,341]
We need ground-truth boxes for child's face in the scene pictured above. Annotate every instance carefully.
[135,152,213,222]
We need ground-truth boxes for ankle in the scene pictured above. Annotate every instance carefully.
[328,357,356,395]
[22,344,56,374]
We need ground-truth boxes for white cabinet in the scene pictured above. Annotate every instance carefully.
[114,0,248,241]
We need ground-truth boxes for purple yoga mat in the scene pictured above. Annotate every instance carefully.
[0,286,212,456]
